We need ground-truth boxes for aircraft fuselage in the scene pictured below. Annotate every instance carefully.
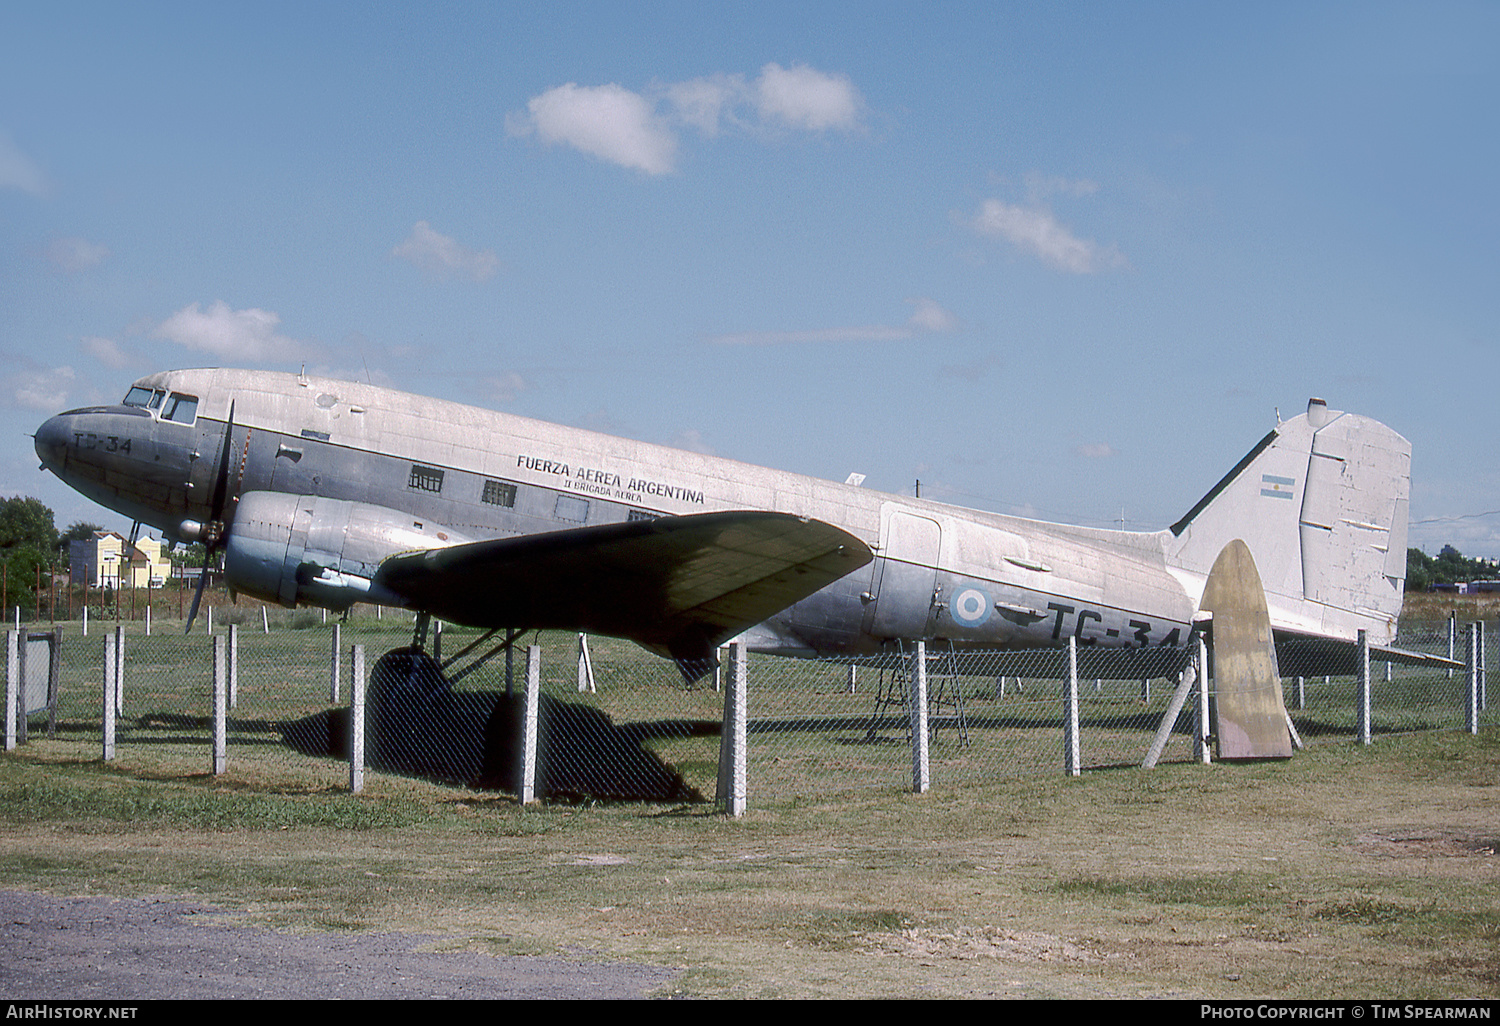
[40,368,1388,663]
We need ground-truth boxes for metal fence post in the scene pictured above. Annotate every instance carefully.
[910,641,929,793]
[1467,623,1480,736]
[350,643,365,793]
[1478,620,1487,712]
[718,642,748,816]
[1448,613,1456,679]
[113,625,125,716]
[229,622,238,710]
[1063,635,1080,776]
[329,623,341,703]
[101,633,115,761]
[576,633,595,693]
[4,630,16,752]
[1357,629,1371,745]
[15,635,26,746]
[212,634,226,775]
[1196,634,1212,765]
[519,645,540,804]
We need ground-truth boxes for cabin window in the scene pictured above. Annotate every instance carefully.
[408,464,444,493]
[554,495,589,524]
[627,509,659,522]
[160,393,198,424]
[300,428,331,442]
[123,386,164,410]
[481,480,517,508]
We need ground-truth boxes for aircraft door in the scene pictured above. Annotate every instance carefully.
[868,508,941,640]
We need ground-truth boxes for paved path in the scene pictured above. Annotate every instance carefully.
[0,890,677,1000]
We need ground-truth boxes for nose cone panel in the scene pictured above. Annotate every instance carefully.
[34,414,71,473]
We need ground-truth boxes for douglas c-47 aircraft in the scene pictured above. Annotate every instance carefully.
[34,368,1429,682]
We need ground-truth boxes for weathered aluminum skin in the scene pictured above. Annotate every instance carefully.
[35,370,1412,663]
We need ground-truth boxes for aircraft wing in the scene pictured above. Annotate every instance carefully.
[373,510,873,661]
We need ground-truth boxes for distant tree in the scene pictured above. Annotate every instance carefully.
[1406,544,1499,591]
[0,496,58,556]
[170,542,208,568]
[1406,548,1435,592]
[57,521,104,557]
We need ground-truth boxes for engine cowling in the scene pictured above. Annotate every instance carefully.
[223,491,472,611]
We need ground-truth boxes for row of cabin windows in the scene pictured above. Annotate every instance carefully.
[408,464,653,525]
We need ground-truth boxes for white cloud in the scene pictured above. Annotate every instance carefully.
[1021,172,1100,200]
[1075,442,1119,459]
[46,237,110,273]
[671,428,715,456]
[81,336,132,369]
[0,130,47,195]
[709,297,959,346]
[152,301,316,362]
[514,82,678,175]
[510,63,864,174]
[753,63,862,132]
[665,75,744,136]
[485,372,527,402]
[10,366,75,411]
[392,222,501,282]
[968,198,1125,274]
[905,296,960,333]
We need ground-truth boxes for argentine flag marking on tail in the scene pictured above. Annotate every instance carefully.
[1260,474,1295,500]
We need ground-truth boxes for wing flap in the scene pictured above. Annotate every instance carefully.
[373,511,872,659]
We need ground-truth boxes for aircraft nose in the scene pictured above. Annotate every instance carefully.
[34,413,71,473]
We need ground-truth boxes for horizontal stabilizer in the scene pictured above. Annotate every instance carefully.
[374,511,872,661]
[1274,631,1464,677]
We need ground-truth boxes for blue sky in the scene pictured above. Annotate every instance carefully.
[3,1,1497,558]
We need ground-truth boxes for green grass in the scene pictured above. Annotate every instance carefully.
[3,727,1497,998]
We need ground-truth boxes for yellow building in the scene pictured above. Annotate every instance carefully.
[70,531,171,589]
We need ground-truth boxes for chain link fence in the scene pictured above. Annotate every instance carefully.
[5,606,1495,805]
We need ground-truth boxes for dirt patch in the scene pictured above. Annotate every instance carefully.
[1354,828,1500,859]
[863,925,1114,965]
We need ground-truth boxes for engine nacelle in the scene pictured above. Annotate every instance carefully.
[224,491,472,611]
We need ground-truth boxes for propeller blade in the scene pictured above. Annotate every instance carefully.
[184,564,210,635]
[207,400,236,525]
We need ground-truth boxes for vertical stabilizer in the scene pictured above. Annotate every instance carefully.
[1165,401,1410,646]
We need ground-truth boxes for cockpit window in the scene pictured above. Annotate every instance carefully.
[160,393,198,424]
[123,386,165,410]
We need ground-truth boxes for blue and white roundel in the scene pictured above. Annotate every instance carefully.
[951,587,992,627]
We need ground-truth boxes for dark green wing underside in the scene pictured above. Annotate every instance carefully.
[374,510,873,661]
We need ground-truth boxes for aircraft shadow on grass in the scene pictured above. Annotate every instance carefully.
[279,669,709,804]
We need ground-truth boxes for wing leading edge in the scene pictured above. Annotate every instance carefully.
[373,510,873,661]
